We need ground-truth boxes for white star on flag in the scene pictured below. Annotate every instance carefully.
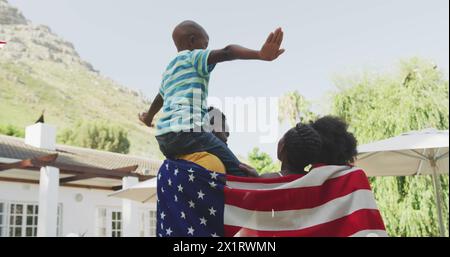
[188,200,195,208]
[174,195,178,202]
[165,163,169,170]
[197,190,205,200]
[174,168,179,176]
[168,178,172,186]
[209,181,217,188]
[160,212,166,220]
[177,184,183,192]
[166,227,172,236]
[208,207,217,216]
[188,168,195,173]
[188,173,195,182]
[187,226,195,235]
[200,217,207,226]
[210,172,219,180]
[211,233,219,237]
[180,211,186,219]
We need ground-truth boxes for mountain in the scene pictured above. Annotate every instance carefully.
[0,0,161,158]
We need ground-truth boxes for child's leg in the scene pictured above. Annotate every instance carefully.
[156,132,246,176]
[156,131,214,159]
[190,132,247,176]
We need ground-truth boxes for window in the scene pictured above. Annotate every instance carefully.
[0,201,62,237]
[96,207,122,237]
[96,207,156,237]
[10,203,38,237]
[111,211,121,237]
[149,210,157,237]
[139,209,157,237]
[0,202,5,237]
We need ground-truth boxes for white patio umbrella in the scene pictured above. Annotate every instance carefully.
[355,128,449,236]
[109,177,158,203]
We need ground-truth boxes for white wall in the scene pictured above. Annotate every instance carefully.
[0,181,156,237]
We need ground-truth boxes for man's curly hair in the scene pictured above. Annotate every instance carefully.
[311,116,358,165]
[284,123,323,173]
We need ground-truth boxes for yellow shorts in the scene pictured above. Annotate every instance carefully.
[177,151,226,174]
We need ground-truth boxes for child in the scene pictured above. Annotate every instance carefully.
[139,20,285,176]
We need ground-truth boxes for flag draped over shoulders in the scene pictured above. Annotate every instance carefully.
[156,159,387,237]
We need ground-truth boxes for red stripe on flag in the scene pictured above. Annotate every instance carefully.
[224,169,371,211]
[224,209,385,237]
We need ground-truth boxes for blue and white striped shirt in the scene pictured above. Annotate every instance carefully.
[156,49,215,136]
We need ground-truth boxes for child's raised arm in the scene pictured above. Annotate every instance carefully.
[139,93,163,127]
[208,28,285,65]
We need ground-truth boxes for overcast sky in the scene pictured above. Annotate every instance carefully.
[8,0,449,158]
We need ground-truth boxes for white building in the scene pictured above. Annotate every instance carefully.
[0,123,162,237]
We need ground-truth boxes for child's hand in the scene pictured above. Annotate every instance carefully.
[259,28,285,61]
[138,112,154,127]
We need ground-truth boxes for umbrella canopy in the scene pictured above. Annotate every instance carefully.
[356,128,448,177]
[109,177,157,203]
[355,128,449,236]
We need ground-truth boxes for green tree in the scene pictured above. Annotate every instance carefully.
[58,121,130,154]
[331,57,449,236]
[0,124,24,138]
[247,147,280,174]
[278,90,318,126]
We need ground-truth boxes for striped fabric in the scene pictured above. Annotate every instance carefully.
[224,165,387,237]
[156,49,215,136]
[156,160,387,237]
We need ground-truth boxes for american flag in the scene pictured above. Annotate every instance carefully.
[157,160,387,237]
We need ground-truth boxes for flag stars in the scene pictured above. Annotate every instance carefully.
[177,184,184,192]
[210,172,219,180]
[160,212,166,220]
[208,207,217,216]
[174,168,179,176]
[187,226,195,236]
[197,190,205,200]
[211,233,219,237]
[165,163,169,170]
[166,227,173,236]
[161,187,165,193]
[174,195,178,202]
[168,178,172,186]
[209,181,217,188]
[188,168,195,173]
[200,217,207,226]
[188,200,195,208]
[180,211,186,219]
[188,173,195,182]
[158,173,161,180]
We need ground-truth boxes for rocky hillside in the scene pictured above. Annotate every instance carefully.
[0,0,161,158]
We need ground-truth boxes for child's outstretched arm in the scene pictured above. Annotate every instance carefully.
[208,28,285,65]
[139,93,163,127]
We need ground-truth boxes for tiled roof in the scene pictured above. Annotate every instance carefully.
[0,134,162,176]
